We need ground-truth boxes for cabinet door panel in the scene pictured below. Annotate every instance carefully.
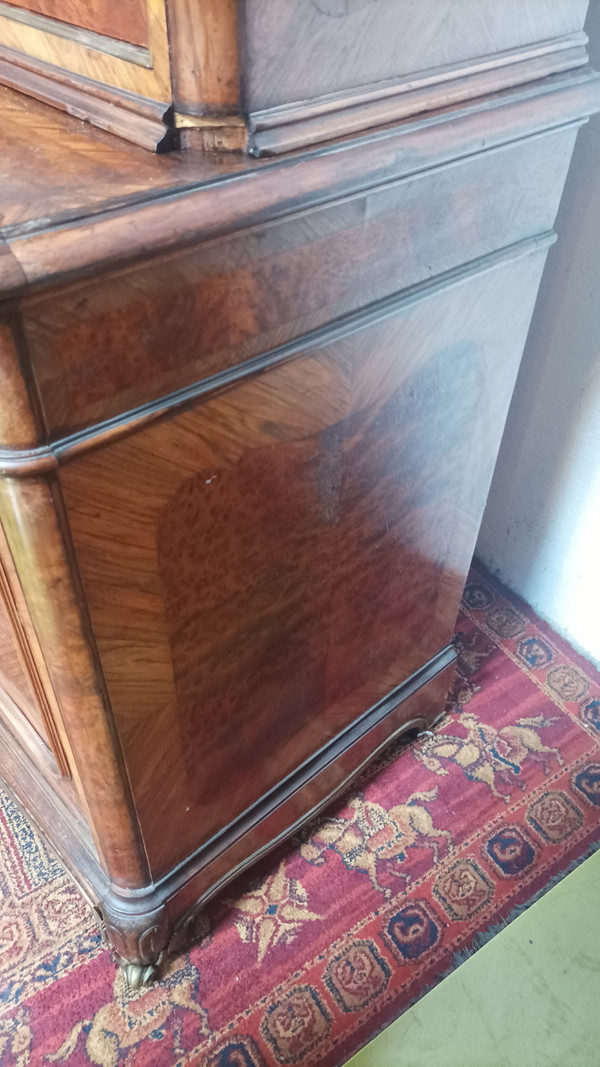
[59,246,548,878]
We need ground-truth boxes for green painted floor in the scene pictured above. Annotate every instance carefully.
[346,849,600,1067]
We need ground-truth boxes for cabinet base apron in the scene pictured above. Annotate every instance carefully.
[0,645,456,983]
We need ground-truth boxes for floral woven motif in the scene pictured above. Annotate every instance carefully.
[0,564,599,1066]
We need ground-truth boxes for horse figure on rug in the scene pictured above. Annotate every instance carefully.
[415,712,564,801]
[300,788,452,897]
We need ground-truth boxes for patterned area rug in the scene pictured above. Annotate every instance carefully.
[1,564,599,1067]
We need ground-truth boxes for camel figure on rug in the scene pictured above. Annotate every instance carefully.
[300,788,452,897]
[416,712,564,802]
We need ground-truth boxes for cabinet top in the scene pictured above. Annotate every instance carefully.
[1,65,600,300]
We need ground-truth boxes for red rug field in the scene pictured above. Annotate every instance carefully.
[0,564,599,1066]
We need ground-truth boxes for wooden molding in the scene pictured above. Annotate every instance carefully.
[155,645,456,898]
[247,34,589,155]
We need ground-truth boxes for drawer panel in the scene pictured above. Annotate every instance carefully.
[58,240,549,877]
[23,127,576,437]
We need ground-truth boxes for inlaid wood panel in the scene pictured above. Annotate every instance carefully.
[58,244,548,878]
[22,127,577,437]
[4,0,149,47]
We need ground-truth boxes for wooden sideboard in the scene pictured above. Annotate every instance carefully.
[0,1,598,987]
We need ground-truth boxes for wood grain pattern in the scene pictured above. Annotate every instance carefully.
[20,127,577,436]
[3,0,149,48]
[243,0,589,110]
[58,244,549,877]
[166,0,240,116]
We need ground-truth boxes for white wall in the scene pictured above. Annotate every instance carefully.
[476,2,600,668]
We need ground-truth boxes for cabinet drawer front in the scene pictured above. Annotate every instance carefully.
[58,241,548,877]
[23,127,576,437]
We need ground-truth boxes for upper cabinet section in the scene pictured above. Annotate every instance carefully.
[0,0,592,154]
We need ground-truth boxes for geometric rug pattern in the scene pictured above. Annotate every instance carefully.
[0,563,598,1065]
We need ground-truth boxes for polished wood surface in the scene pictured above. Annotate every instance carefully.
[58,241,549,878]
[0,12,597,975]
[0,474,149,887]
[20,126,577,437]
[2,69,598,296]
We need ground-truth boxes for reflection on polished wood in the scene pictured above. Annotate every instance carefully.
[59,244,549,877]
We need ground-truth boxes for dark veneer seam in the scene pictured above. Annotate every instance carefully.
[0,231,556,476]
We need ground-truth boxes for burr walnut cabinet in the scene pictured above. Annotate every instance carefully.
[0,0,598,986]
